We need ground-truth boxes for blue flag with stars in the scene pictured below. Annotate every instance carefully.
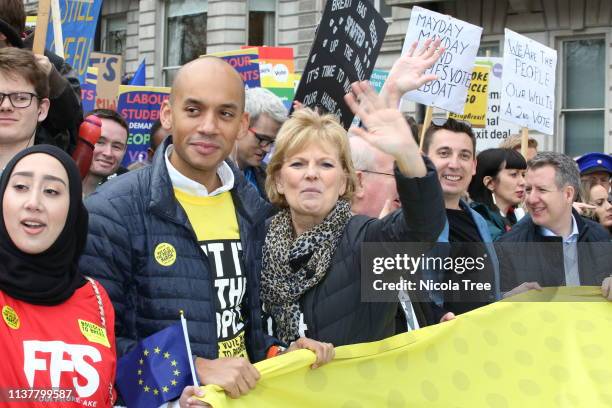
[116,322,193,407]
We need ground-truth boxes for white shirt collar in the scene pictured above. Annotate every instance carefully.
[164,144,234,196]
[540,214,580,243]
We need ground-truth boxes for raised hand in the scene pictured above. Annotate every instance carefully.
[344,81,426,177]
[382,37,445,107]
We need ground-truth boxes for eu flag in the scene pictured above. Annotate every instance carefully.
[129,58,147,86]
[116,323,193,407]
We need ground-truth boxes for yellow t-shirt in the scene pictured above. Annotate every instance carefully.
[175,189,248,359]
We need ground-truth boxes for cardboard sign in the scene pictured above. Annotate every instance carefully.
[90,52,123,110]
[206,48,261,89]
[252,46,296,110]
[400,6,482,114]
[369,69,388,93]
[472,58,521,152]
[116,85,171,166]
[44,0,103,83]
[501,29,557,135]
[449,65,490,128]
[351,69,389,127]
[293,0,388,129]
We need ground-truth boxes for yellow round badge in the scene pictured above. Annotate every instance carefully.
[2,305,20,329]
[154,243,176,266]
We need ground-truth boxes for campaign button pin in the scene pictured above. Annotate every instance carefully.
[154,242,177,266]
[2,305,20,329]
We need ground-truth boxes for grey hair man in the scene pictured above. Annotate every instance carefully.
[235,87,287,200]
[497,152,612,300]
[350,136,400,218]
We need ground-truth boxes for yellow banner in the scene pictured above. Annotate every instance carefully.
[450,65,490,128]
[201,287,612,407]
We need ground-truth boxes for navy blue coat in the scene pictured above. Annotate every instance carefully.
[80,138,276,361]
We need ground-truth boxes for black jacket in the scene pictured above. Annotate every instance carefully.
[496,209,611,292]
[81,138,277,361]
[24,33,82,153]
[244,163,268,201]
[291,157,446,346]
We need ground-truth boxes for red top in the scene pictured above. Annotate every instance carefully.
[0,279,117,407]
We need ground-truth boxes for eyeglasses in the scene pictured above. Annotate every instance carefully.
[0,92,40,108]
[249,128,275,148]
[359,169,394,177]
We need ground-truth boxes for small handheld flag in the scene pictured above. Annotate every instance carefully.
[116,321,193,407]
[129,58,146,86]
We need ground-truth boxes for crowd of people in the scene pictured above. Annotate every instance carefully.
[1,2,611,407]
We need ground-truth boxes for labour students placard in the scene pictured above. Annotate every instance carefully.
[293,0,388,129]
[116,85,171,166]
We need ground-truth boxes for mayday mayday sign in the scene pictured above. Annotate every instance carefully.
[400,6,482,114]
[293,0,388,129]
[501,29,557,135]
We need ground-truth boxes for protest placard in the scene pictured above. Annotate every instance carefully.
[206,48,261,89]
[472,58,521,151]
[351,69,388,127]
[89,52,123,110]
[293,0,388,129]
[44,0,103,83]
[369,69,388,93]
[449,65,490,128]
[501,29,557,135]
[116,85,170,166]
[400,6,482,114]
[80,66,97,113]
[254,46,295,110]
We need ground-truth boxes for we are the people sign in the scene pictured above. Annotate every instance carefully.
[501,29,557,135]
[400,6,482,114]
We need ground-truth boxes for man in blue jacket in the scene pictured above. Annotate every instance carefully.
[80,57,332,400]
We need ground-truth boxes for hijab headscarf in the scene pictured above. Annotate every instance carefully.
[0,145,87,305]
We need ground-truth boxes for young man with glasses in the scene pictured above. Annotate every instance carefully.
[496,152,612,300]
[234,87,287,200]
[0,47,50,171]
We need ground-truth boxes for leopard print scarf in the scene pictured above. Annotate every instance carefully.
[261,199,352,344]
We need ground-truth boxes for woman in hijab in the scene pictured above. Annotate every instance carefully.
[0,145,116,407]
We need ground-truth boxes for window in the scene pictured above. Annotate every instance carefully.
[477,42,500,57]
[163,0,208,86]
[248,0,275,46]
[561,38,605,156]
[102,14,127,54]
